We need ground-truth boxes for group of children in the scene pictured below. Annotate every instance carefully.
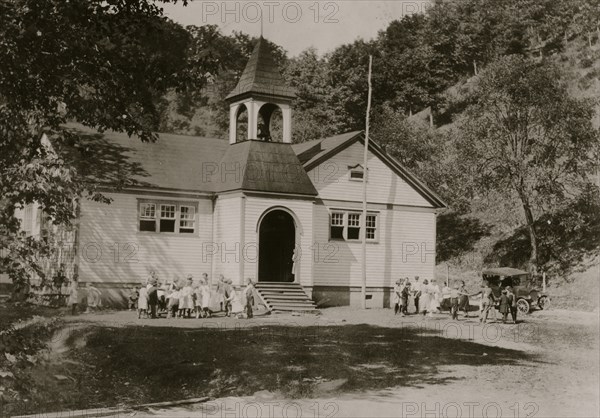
[393,277,469,318]
[481,285,518,324]
[67,279,103,315]
[129,273,257,320]
[393,277,519,324]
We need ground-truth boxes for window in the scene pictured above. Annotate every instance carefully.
[329,211,378,242]
[179,206,195,234]
[330,212,344,239]
[138,201,197,234]
[366,214,377,240]
[349,169,364,181]
[23,205,33,234]
[348,164,367,182]
[139,203,156,232]
[347,213,361,240]
[160,204,176,232]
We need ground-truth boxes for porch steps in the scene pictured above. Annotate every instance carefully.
[254,282,316,312]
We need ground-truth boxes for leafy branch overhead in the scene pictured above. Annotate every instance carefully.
[0,0,205,285]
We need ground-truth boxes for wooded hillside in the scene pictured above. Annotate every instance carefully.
[1,0,598,299]
[158,0,600,284]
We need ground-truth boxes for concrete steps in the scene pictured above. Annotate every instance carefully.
[254,282,316,312]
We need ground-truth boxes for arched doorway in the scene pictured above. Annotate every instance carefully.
[258,210,296,282]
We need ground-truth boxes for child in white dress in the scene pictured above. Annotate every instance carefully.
[230,287,244,318]
[179,277,194,318]
[68,279,79,316]
[200,278,211,318]
[137,285,148,319]
[167,286,179,318]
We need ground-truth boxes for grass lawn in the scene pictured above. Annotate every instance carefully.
[0,303,59,330]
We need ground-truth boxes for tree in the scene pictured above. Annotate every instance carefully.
[371,105,438,170]
[283,47,346,142]
[458,55,600,274]
[326,39,382,131]
[573,0,600,49]
[0,0,219,287]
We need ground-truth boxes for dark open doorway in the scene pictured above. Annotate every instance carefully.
[258,210,296,282]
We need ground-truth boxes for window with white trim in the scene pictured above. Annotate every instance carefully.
[329,211,378,242]
[366,214,377,240]
[348,164,366,182]
[160,204,176,232]
[330,212,344,239]
[139,203,157,232]
[138,201,197,234]
[349,169,364,181]
[179,206,195,234]
[347,213,361,240]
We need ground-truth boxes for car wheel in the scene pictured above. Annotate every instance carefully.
[517,298,530,315]
[538,296,549,310]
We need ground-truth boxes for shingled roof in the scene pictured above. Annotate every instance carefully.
[214,140,317,196]
[62,124,230,193]
[62,125,445,207]
[62,124,315,196]
[225,37,296,102]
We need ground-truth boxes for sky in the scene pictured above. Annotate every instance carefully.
[161,0,432,56]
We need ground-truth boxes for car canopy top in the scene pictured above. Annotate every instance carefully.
[482,267,528,277]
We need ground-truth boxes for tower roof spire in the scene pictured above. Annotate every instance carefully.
[226,37,296,102]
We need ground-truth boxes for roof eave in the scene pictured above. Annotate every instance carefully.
[225,90,296,103]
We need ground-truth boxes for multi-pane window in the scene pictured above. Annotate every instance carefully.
[139,203,156,232]
[347,213,361,240]
[160,204,176,232]
[366,214,377,240]
[179,206,195,234]
[330,212,344,239]
[139,201,196,234]
[329,211,378,242]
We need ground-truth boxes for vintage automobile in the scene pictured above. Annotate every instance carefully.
[482,267,549,314]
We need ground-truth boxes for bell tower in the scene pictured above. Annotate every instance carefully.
[225,37,296,144]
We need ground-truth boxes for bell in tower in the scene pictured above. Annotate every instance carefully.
[225,37,296,144]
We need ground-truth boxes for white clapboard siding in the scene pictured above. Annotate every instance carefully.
[312,202,436,287]
[211,194,242,285]
[78,192,212,285]
[308,142,434,208]
[242,196,314,287]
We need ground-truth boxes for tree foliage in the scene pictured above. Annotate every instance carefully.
[1,0,599,287]
[457,55,600,273]
[486,185,600,275]
[0,0,214,286]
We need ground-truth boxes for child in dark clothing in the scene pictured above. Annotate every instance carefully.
[128,287,138,311]
[401,282,411,316]
[245,279,255,319]
[224,279,234,317]
[499,289,510,323]
[506,286,518,324]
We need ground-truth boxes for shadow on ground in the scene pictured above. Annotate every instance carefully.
[7,323,540,414]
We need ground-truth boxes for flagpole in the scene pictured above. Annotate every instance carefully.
[361,55,373,310]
